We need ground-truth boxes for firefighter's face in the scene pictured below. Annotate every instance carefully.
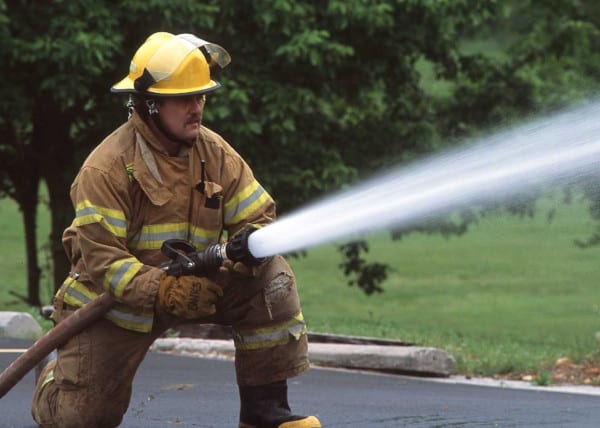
[156,95,206,143]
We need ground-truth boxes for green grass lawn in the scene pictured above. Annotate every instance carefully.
[289,190,600,377]
[0,193,54,329]
[1,189,599,379]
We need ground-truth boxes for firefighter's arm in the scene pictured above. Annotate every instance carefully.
[220,155,275,277]
[70,165,162,312]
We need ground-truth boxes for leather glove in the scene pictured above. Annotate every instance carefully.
[219,259,255,278]
[156,275,223,319]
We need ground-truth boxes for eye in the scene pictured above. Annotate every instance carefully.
[190,95,206,105]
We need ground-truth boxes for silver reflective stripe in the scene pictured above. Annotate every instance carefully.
[128,224,219,251]
[63,283,153,332]
[105,307,154,331]
[76,206,128,230]
[224,184,267,224]
[233,313,307,351]
[107,259,141,297]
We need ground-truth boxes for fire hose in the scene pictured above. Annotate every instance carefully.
[0,227,261,399]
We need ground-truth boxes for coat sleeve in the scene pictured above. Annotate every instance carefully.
[221,150,276,237]
[69,164,164,313]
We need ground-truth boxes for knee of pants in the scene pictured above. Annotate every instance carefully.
[33,387,127,428]
[55,391,127,428]
[254,255,301,322]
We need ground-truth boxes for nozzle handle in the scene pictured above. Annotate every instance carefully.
[160,226,263,277]
[160,240,227,276]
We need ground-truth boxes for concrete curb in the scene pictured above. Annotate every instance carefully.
[307,342,455,376]
[0,311,455,377]
[150,338,456,377]
[0,312,42,339]
[4,311,600,396]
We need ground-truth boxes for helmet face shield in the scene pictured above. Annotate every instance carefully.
[111,32,231,97]
[179,33,231,69]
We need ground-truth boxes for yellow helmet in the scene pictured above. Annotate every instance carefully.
[111,32,231,97]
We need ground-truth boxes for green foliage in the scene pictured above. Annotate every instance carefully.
[441,0,600,139]
[201,5,514,276]
[531,371,553,386]
[5,1,120,106]
[337,241,390,295]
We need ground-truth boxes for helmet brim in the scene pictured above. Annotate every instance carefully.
[110,78,221,97]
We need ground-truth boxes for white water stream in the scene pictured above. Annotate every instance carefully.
[249,100,600,257]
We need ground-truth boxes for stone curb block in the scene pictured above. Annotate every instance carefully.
[151,338,236,360]
[307,343,455,377]
[151,338,455,377]
[0,312,42,339]
[0,310,455,377]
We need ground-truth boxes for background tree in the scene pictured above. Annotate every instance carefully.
[2,0,600,304]
[0,0,218,302]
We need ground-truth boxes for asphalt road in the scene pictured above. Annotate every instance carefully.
[1,338,600,427]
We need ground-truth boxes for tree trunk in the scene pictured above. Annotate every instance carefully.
[33,94,75,292]
[2,122,43,306]
[45,178,73,291]
[22,180,42,306]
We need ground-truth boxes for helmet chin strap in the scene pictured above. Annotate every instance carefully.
[146,99,195,147]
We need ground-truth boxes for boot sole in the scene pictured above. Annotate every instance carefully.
[239,415,322,428]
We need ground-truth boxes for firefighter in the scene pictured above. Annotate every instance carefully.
[31,32,321,428]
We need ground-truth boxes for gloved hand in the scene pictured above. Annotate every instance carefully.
[156,275,223,319]
[219,259,256,278]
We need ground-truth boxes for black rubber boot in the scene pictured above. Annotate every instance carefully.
[238,380,321,428]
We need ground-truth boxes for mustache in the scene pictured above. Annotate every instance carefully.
[186,115,202,124]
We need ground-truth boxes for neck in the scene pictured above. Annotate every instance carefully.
[147,116,185,156]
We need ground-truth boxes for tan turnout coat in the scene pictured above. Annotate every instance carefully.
[59,111,275,332]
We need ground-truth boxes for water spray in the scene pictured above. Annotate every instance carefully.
[161,100,600,270]
[248,100,600,258]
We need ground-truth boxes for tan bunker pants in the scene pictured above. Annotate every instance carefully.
[31,256,309,428]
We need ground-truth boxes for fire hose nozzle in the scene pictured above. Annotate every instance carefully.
[225,225,266,267]
[160,225,264,276]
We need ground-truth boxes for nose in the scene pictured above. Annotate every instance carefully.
[190,95,206,110]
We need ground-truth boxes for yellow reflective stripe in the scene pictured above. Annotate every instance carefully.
[105,303,154,333]
[128,223,220,251]
[189,224,221,250]
[128,222,188,250]
[61,280,97,306]
[74,200,127,238]
[40,367,55,389]
[233,312,307,351]
[125,163,135,182]
[224,181,271,226]
[104,257,143,299]
[60,279,154,333]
